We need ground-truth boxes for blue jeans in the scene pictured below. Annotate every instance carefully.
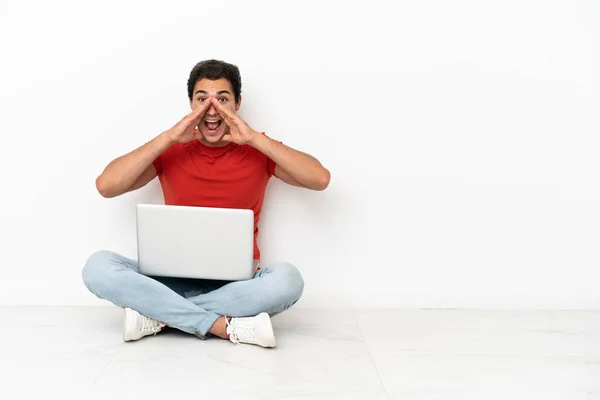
[81,250,304,338]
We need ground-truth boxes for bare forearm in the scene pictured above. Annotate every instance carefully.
[96,131,173,197]
[251,133,330,190]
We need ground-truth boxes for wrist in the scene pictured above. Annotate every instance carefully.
[245,129,259,145]
[160,130,177,146]
[248,131,271,151]
[158,130,177,149]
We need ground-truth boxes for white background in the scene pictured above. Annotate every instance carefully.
[0,0,598,309]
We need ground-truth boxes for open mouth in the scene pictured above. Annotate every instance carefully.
[204,119,223,134]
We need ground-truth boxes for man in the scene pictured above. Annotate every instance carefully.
[82,60,330,348]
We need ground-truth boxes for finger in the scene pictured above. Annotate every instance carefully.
[211,97,237,123]
[188,103,204,119]
[220,116,233,128]
[210,100,235,128]
[188,100,212,126]
[196,100,213,121]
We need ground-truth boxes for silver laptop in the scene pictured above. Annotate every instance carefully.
[136,204,256,281]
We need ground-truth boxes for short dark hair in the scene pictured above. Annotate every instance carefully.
[187,59,242,103]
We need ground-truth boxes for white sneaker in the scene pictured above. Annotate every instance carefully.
[226,312,276,348]
[123,308,166,342]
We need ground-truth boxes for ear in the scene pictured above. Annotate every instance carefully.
[189,99,193,110]
[235,95,242,112]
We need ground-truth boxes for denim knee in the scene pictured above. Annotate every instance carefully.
[81,250,118,293]
[271,262,305,304]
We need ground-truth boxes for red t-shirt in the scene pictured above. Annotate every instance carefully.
[152,138,276,261]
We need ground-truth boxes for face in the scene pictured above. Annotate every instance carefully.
[190,78,240,147]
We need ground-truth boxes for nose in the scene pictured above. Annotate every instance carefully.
[206,101,218,115]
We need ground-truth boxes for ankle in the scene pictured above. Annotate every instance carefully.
[209,316,231,339]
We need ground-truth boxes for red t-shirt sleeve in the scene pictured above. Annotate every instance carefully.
[153,155,162,176]
[267,156,276,177]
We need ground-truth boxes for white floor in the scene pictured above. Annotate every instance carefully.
[1,307,599,399]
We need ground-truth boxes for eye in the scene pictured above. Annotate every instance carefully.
[197,97,206,102]
[219,97,227,103]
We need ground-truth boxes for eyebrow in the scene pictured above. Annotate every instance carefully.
[194,90,232,96]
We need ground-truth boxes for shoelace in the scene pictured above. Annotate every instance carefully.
[141,316,164,335]
[227,319,257,344]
